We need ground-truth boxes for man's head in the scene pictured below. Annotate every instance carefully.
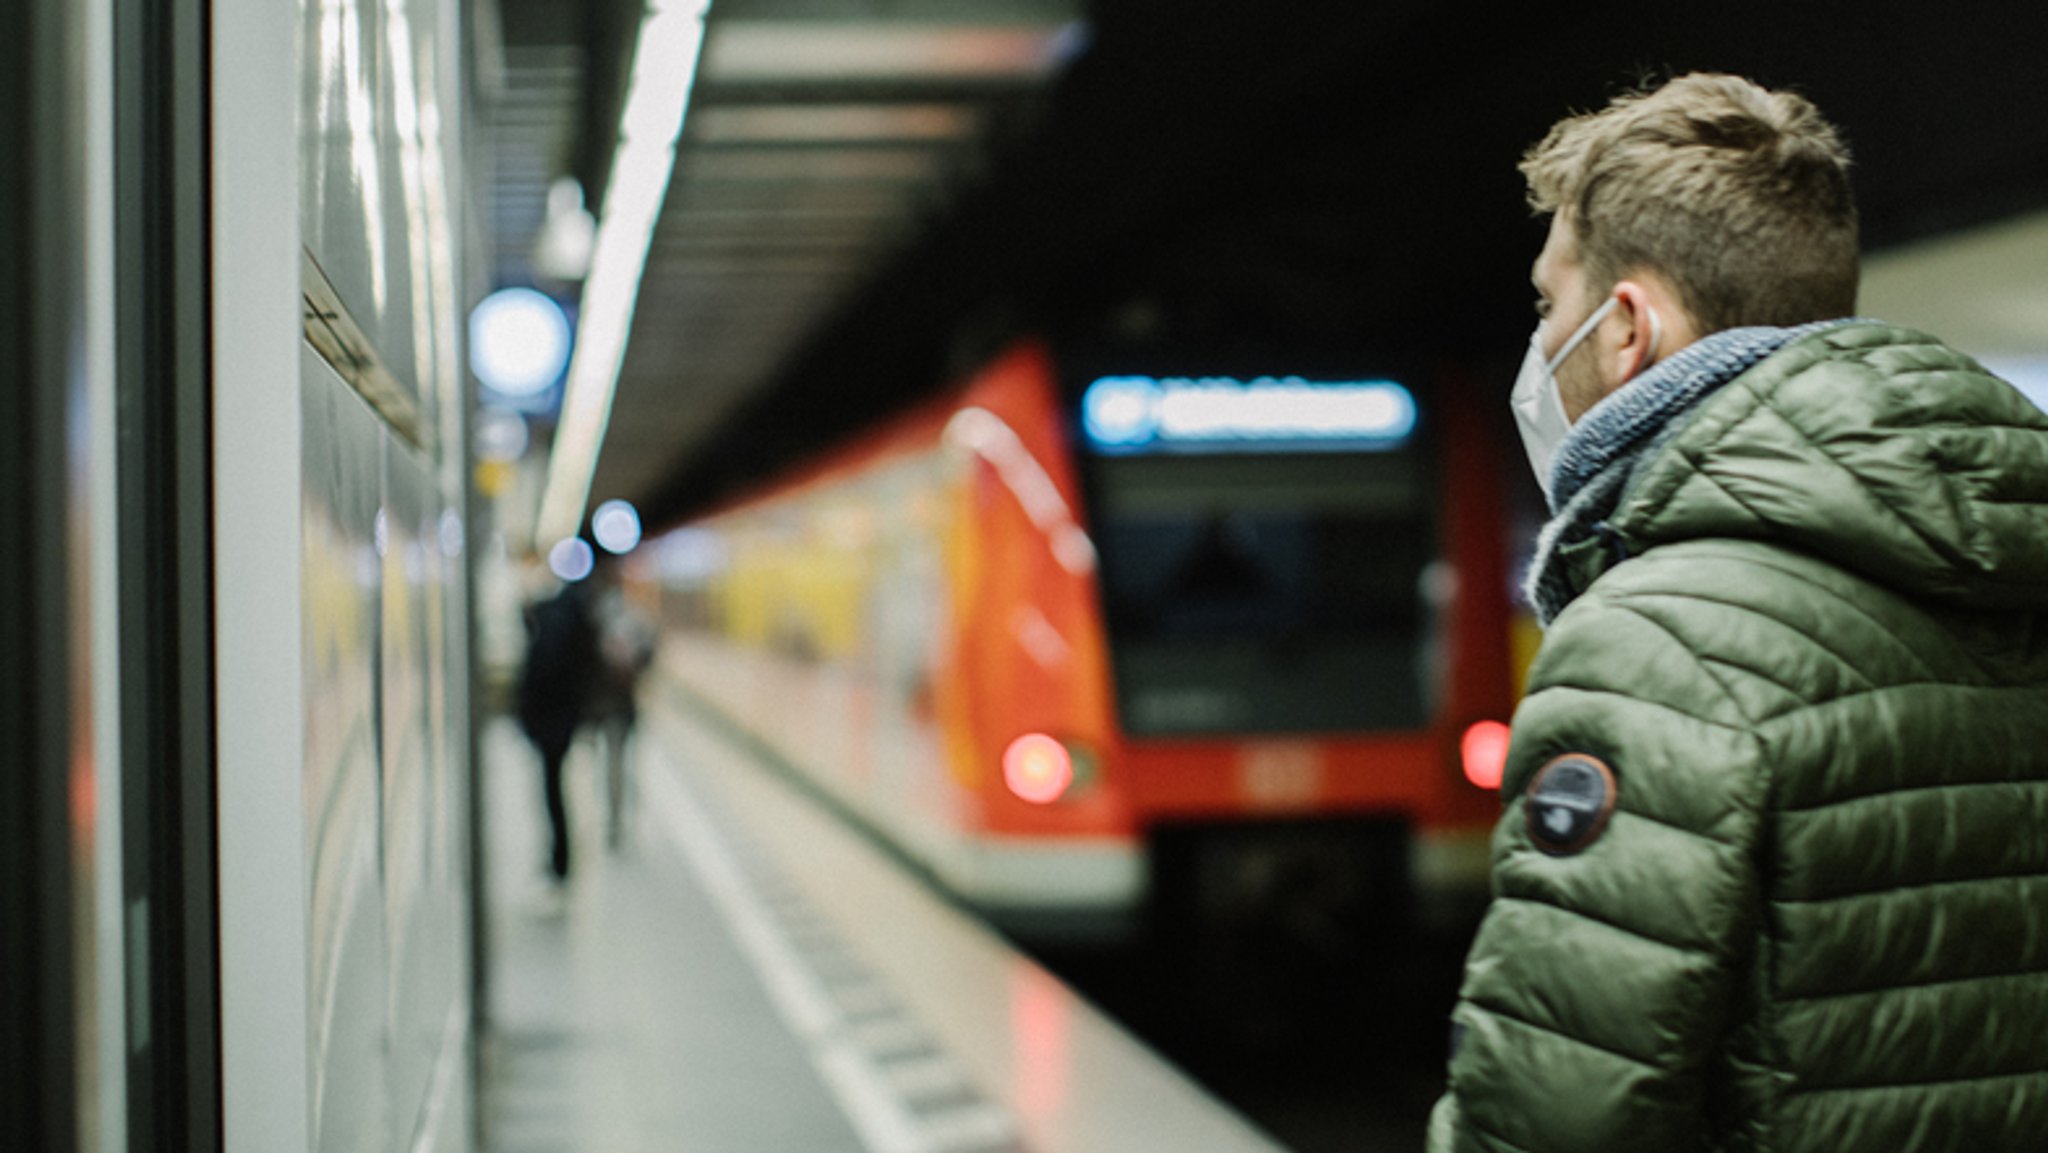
[1522,73,1859,420]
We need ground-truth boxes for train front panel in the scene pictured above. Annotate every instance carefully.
[649,339,1514,936]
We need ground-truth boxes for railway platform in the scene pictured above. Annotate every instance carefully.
[476,677,1290,1153]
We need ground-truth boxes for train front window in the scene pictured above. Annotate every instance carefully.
[1082,450,1438,736]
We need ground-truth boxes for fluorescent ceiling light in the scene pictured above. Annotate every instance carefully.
[534,0,712,546]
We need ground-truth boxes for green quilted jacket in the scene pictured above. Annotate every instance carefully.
[1429,323,2048,1153]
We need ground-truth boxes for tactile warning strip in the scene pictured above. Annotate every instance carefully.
[640,749,1030,1153]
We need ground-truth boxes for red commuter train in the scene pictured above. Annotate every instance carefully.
[645,339,1522,941]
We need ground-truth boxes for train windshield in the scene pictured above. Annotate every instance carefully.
[1080,448,1439,737]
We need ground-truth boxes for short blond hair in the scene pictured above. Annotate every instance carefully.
[1521,73,1859,334]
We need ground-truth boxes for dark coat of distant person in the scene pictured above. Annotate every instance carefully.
[515,581,601,751]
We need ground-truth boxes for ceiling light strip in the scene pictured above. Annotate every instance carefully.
[535,0,713,547]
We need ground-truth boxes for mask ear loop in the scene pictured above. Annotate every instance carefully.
[1544,296,1618,374]
[1644,306,1664,367]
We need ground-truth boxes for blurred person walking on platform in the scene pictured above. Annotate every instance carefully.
[1430,73,2048,1152]
[588,558,657,849]
[515,573,601,883]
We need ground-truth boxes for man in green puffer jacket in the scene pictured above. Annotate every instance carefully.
[1428,72,2048,1153]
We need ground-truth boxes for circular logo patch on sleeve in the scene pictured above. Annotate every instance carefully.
[1524,753,1618,855]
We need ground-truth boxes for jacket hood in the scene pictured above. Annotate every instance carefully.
[1609,322,2048,611]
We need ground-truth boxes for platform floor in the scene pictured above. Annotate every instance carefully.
[476,680,1289,1153]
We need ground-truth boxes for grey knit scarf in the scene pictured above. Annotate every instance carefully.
[1524,318,1857,624]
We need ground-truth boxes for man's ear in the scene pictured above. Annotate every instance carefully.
[1608,279,1666,383]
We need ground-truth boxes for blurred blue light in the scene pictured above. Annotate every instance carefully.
[471,287,571,398]
[474,407,531,462]
[592,499,643,555]
[548,537,595,582]
[439,509,465,558]
[1082,377,1161,447]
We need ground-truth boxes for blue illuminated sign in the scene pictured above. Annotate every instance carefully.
[1081,375,1417,454]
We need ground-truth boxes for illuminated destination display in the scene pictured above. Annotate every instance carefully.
[1081,374,1417,454]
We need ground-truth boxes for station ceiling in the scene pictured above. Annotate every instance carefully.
[480,0,2048,537]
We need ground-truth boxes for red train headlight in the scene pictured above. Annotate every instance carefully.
[1461,720,1511,790]
[1003,733,1077,804]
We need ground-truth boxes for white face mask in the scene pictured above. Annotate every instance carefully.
[1510,296,1660,500]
